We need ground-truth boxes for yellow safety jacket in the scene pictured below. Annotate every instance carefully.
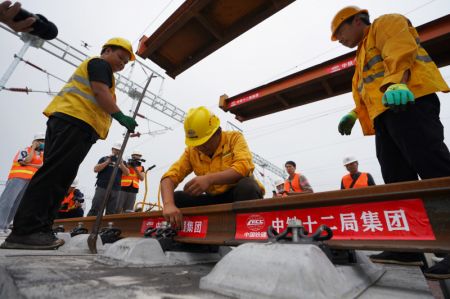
[162,131,264,195]
[8,147,43,180]
[352,14,449,135]
[121,165,144,189]
[43,57,116,139]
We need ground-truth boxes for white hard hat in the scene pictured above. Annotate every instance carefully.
[112,142,122,150]
[275,180,285,187]
[343,156,358,166]
[33,132,45,141]
[71,178,78,188]
[132,150,142,156]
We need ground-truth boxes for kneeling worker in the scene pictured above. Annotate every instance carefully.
[57,178,84,219]
[161,106,264,228]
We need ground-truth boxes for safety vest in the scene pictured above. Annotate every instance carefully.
[352,14,449,136]
[284,173,303,193]
[59,191,76,212]
[121,166,143,189]
[7,147,43,180]
[43,57,116,139]
[342,173,369,189]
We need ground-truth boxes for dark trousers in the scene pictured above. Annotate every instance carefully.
[374,93,450,184]
[174,177,263,208]
[87,187,120,216]
[57,208,84,219]
[12,117,97,235]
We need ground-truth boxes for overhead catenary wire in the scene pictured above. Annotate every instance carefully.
[3,87,57,95]
[244,104,353,136]
[13,54,67,84]
[132,0,177,46]
[245,105,353,141]
[258,0,440,88]
[266,136,366,160]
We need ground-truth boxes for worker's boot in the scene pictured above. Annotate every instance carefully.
[369,251,424,266]
[0,231,64,250]
[424,255,450,280]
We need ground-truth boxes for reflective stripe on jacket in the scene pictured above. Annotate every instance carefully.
[43,57,116,139]
[121,166,143,189]
[8,147,43,180]
[162,131,264,195]
[342,173,369,189]
[352,14,449,135]
[284,173,303,192]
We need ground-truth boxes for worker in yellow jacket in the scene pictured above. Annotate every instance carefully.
[331,6,450,278]
[161,106,264,228]
[1,38,137,250]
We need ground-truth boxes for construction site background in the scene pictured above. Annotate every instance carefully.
[0,0,449,214]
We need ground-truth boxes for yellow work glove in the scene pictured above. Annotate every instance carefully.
[382,83,415,112]
[338,111,357,136]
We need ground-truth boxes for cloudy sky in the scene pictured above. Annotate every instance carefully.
[1,0,449,212]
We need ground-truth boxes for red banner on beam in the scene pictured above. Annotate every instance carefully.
[235,199,435,240]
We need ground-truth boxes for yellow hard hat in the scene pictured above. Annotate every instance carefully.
[103,37,136,61]
[331,6,368,41]
[184,106,220,147]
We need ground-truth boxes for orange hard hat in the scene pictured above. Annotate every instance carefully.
[331,6,368,41]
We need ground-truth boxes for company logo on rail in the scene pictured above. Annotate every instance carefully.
[246,214,265,231]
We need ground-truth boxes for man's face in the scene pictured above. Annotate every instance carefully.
[112,148,120,156]
[102,47,130,72]
[285,164,296,175]
[334,18,363,48]
[33,139,45,150]
[131,154,142,160]
[276,184,284,193]
[345,161,359,174]
[195,134,219,156]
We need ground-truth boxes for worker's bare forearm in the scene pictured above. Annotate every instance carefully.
[94,160,109,172]
[119,162,129,175]
[91,81,120,114]
[161,177,176,207]
[206,168,243,185]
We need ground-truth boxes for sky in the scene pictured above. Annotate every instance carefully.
[0,0,449,213]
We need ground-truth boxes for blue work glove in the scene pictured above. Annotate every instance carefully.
[111,111,138,132]
[382,83,414,112]
[338,111,357,135]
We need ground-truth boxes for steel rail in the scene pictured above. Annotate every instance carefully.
[55,176,450,253]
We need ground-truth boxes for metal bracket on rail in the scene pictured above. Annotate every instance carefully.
[53,224,65,233]
[268,219,356,264]
[143,221,177,251]
[99,222,122,244]
[71,222,88,237]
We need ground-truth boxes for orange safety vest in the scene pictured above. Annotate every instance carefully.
[59,191,75,212]
[121,166,143,189]
[284,173,303,193]
[342,173,369,189]
[7,147,43,180]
